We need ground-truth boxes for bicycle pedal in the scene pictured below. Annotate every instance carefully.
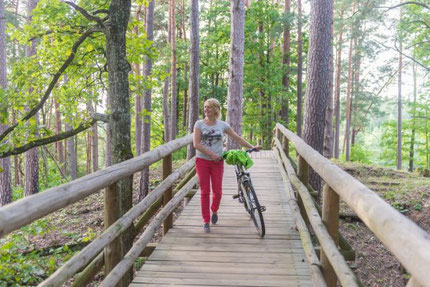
[260,206,266,212]
[232,194,240,199]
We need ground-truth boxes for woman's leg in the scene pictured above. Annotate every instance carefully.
[210,160,224,214]
[196,158,211,223]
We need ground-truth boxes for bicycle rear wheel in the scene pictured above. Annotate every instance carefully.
[243,181,265,237]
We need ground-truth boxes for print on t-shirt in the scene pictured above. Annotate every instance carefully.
[201,129,222,147]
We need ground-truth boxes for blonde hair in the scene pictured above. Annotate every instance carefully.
[204,98,221,119]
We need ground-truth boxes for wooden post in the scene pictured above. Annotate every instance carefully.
[321,184,340,287]
[104,184,122,287]
[282,135,289,156]
[163,154,173,234]
[297,155,310,224]
[274,128,279,146]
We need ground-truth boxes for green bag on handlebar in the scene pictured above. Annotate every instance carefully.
[221,150,254,169]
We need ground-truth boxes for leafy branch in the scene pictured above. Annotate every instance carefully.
[0,114,109,158]
[384,1,430,11]
[61,1,106,27]
[0,27,103,143]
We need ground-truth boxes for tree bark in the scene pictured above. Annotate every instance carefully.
[105,93,112,167]
[409,63,417,172]
[302,0,332,191]
[0,0,11,206]
[163,77,171,142]
[139,0,155,201]
[226,0,245,150]
[25,0,40,197]
[55,100,65,173]
[323,5,335,159]
[344,2,356,161]
[87,101,98,172]
[104,1,134,286]
[397,7,403,170]
[86,131,92,174]
[334,7,344,159]
[280,0,291,125]
[181,0,188,130]
[296,0,303,137]
[65,122,77,180]
[134,5,143,156]
[187,0,200,160]
[170,0,177,140]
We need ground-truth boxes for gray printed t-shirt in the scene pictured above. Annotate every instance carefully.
[194,119,230,160]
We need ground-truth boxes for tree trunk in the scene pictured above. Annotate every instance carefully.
[409,63,416,172]
[170,0,177,141]
[302,0,332,191]
[226,0,245,150]
[344,2,356,161]
[187,0,200,160]
[280,0,291,125]
[0,0,12,206]
[182,65,188,130]
[139,0,155,201]
[181,3,188,124]
[65,122,77,180]
[86,131,92,174]
[55,100,65,173]
[25,0,40,197]
[334,7,344,159]
[163,77,171,142]
[323,5,335,159]
[105,93,112,167]
[296,0,303,137]
[87,101,98,172]
[92,115,98,172]
[397,7,403,170]
[134,5,143,156]
[104,1,134,286]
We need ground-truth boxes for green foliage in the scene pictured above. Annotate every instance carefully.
[243,1,289,148]
[350,144,372,164]
[0,219,75,286]
[399,2,430,68]
[379,93,430,169]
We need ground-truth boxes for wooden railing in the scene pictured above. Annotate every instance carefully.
[0,135,198,287]
[273,123,430,287]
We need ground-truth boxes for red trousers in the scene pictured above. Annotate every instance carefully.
[195,157,224,223]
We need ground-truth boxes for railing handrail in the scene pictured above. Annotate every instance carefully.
[275,123,430,286]
[0,134,193,238]
[38,158,196,287]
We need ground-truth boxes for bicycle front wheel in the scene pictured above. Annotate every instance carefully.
[243,181,265,237]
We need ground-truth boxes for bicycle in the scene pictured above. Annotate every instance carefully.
[232,148,266,237]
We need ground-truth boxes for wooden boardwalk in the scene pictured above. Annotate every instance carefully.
[131,151,313,286]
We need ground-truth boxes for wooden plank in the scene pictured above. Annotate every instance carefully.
[133,273,312,287]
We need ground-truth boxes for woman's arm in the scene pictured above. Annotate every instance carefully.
[225,127,260,150]
[193,127,222,161]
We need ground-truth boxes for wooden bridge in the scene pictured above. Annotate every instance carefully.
[131,151,313,286]
[0,124,429,287]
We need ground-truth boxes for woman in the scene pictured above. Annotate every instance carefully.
[193,98,260,233]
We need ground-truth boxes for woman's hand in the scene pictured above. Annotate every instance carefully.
[210,153,223,161]
[253,145,262,151]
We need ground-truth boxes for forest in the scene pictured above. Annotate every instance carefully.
[0,0,429,286]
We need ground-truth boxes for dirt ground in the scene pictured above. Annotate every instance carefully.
[337,162,430,287]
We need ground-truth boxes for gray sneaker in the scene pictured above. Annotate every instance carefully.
[211,213,218,224]
[203,223,210,233]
